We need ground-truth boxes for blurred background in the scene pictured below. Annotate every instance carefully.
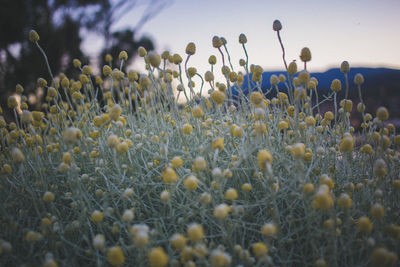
[1,0,400,127]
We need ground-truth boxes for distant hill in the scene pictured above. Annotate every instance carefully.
[234,67,400,124]
[237,67,400,94]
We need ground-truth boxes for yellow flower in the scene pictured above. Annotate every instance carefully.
[192,156,207,172]
[330,79,342,92]
[290,143,305,158]
[211,138,224,151]
[171,156,183,168]
[303,183,315,194]
[251,242,268,259]
[109,104,122,121]
[225,188,238,201]
[261,223,278,237]
[160,190,170,202]
[118,50,128,61]
[288,61,298,75]
[340,134,354,152]
[370,203,385,219]
[278,120,289,130]
[116,142,129,154]
[162,167,178,183]
[213,203,231,219]
[182,123,193,135]
[183,175,199,191]
[210,90,226,105]
[192,105,204,118]
[300,47,311,62]
[250,92,263,105]
[170,233,187,250]
[11,147,25,163]
[91,210,104,223]
[93,234,105,250]
[187,223,204,242]
[257,150,273,169]
[370,247,391,267]
[62,152,72,164]
[337,193,352,210]
[357,216,372,234]
[7,96,18,109]
[107,134,120,148]
[43,191,55,203]
[209,249,232,267]
[107,246,125,267]
[376,106,389,121]
[354,73,364,85]
[373,158,387,177]
[185,42,196,55]
[241,183,252,192]
[29,30,40,42]
[312,185,333,211]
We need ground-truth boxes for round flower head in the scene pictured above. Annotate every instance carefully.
[162,167,178,183]
[213,203,231,219]
[373,158,387,177]
[252,242,268,259]
[147,51,161,68]
[257,150,273,169]
[238,33,247,44]
[210,90,226,105]
[93,234,105,250]
[211,137,224,151]
[186,42,196,55]
[225,188,238,201]
[118,50,128,61]
[340,61,350,73]
[43,191,55,203]
[187,223,204,242]
[354,73,364,85]
[11,147,25,163]
[148,247,168,267]
[370,203,385,219]
[29,30,40,42]
[210,249,232,266]
[261,222,278,237]
[192,156,207,171]
[63,127,82,143]
[107,246,125,267]
[330,79,342,92]
[138,46,147,57]
[170,233,187,250]
[91,210,104,223]
[287,61,298,75]
[212,36,222,48]
[270,74,279,86]
[183,175,199,191]
[300,47,312,62]
[337,193,352,210]
[356,216,372,234]
[7,96,18,109]
[273,19,282,31]
[376,106,389,121]
[208,55,217,65]
[171,156,183,168]
[250,92,263,105]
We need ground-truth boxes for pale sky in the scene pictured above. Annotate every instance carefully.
[83,0,400,79]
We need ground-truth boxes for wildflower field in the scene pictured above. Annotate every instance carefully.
[0,20,399,267]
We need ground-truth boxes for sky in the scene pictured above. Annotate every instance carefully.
[83,0,400,80]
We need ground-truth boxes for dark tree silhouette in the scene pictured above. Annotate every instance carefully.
[0,0,169,121]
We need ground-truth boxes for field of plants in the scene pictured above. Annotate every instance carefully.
[0,20,399,266]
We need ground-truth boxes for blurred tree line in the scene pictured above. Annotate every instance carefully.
[0,0,168,121]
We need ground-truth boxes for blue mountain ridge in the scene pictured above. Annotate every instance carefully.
[232,67,400,96]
